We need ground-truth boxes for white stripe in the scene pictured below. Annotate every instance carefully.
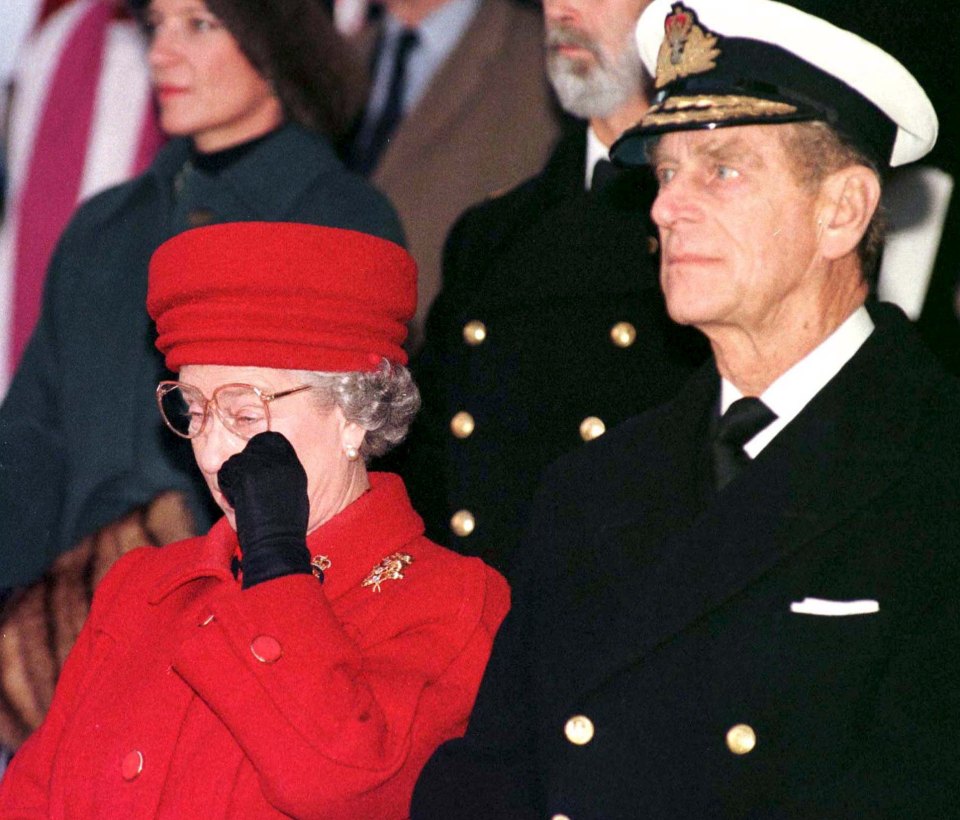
[80,19,153,202]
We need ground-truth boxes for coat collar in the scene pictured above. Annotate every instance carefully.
[148,473,425,604]
[145,124,343,220]
[572,302,942,699]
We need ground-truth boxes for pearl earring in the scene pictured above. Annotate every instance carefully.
[344,444,360,462]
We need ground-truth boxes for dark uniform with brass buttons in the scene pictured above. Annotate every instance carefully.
[399,124,706,574]
[413,304,960,818]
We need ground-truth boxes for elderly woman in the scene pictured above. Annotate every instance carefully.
[0,222,510,817]
[0,0,401,591]
[0,0,403,748]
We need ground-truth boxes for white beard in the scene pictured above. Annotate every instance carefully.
[546,26,644,120]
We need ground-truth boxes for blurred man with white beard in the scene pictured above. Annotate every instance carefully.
[399,0,706,576]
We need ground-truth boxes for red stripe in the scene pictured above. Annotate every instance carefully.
[10,0,113,371]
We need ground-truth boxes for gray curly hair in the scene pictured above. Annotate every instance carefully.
[291,360,420,459]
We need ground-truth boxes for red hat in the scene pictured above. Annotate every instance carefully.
[147,222,417,372]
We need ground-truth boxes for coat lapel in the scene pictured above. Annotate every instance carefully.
[574,305,929,701]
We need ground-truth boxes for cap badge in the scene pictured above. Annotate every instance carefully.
[362,552,414,592]
[656,3,721,89]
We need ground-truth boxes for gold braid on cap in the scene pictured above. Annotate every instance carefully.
[641,94,799,127]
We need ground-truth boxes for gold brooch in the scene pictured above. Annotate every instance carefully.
[655,2,721,89]
[311,554,331,580]
[362,552,413,592]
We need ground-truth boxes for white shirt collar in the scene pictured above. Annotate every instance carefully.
[721,305,875,457]
[584,126,609,191]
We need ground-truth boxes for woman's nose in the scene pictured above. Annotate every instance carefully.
[147,23,180,69]
[191,415,242,479]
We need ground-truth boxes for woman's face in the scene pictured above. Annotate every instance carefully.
[179,365,367,533]
[146,0,283,152]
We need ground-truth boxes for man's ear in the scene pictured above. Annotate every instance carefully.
[816,165,881,261]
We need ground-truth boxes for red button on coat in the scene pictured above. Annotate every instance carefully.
[250,635,282,663]
[121,750,144,780]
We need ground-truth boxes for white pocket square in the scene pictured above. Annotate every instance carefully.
[790,597,879,616]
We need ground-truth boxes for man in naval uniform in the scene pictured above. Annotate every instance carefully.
[401,0,706,574]
[412,1,960,816]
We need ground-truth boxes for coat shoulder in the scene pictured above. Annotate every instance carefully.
[56,174,152,247]
[405,535,511,615]
[295,166,406,246]
[444,170,549,260]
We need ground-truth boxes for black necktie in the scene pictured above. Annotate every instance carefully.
[712,397,777,491]
[590,158,619,194]
[352,28,419,174]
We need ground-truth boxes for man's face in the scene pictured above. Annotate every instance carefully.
[543,0,651,119]
[649,125,825,339]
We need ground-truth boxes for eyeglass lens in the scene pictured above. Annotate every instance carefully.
[158,384,270,440]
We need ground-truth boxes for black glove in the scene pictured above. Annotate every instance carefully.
[217,431,313,589]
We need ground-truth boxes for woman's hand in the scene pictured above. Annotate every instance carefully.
[217,431,312,588]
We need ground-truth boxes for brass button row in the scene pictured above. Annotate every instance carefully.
[463,319,642,350]
[449,412,606,445]
[562,714,757,757]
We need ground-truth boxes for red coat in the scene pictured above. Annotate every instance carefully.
[0,473,509,818]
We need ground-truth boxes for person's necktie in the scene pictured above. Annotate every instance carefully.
[590,158,619,194]
[352,28,419,174]
[712,397,777,491]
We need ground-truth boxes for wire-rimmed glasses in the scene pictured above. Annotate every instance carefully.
[156,381,312,440]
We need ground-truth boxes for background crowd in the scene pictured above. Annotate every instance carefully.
[0,0,957,809]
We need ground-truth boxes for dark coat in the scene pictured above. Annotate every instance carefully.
[398,126,706,577]
[0,474,510,817]
[0,124,404,588]
[412,302,960,819]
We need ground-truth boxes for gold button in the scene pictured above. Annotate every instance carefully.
[552,815,572,820]
[564,714,594,746]
[579,417,606,442]
[462,320,487,346]
[450,411,476,439]
[450,509,476,537]
[609,321,637,348]
[647,235,659,254]
[726,723,757,755]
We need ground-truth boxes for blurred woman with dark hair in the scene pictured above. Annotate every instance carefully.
[0,0,403,750]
